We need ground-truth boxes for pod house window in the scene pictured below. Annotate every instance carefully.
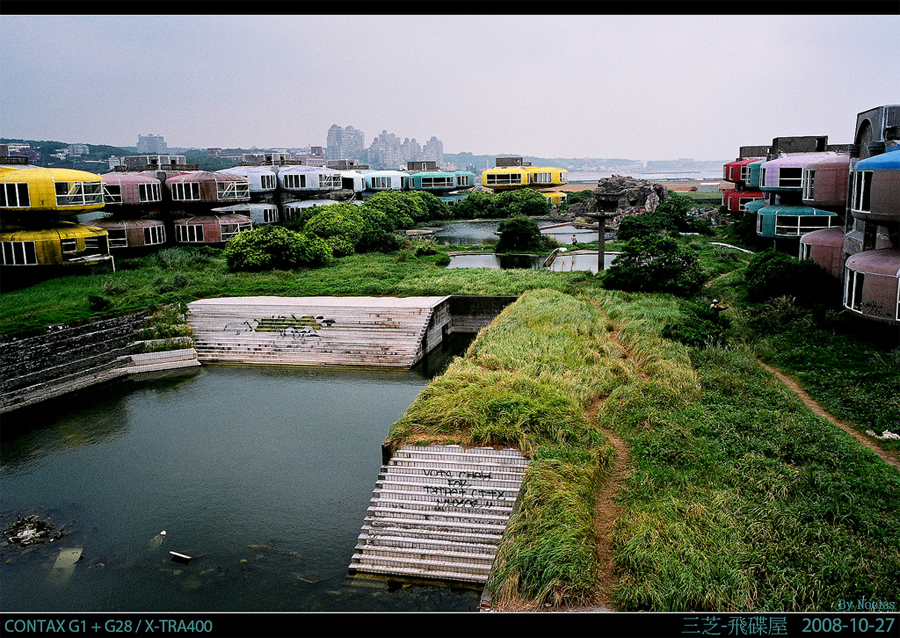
[171,182,202,201]
[144,225,165,245]
[371,176,391,189]
[61,238,78,253]
[741,164,753,183]
[802,169,816,200]
[532,172,553,184]
[260,173,276,190]
[216,181,250,200]
[283,173,307,189]
[457,174,470,188]
[139,182,162,202]
[55,181,104,206]
[1,182,30,208]
[176,224,204,243]
[486,172,522,186]
[84,236,104,252]
[263,208,278,223]
[103,184,123,204]
[220,221,251,242]
[108,229,128,248]
[421,176,454,188]
[1,241,38,265]
[319,174,341,190]
[778,168,802,189]
[844,270,865,312]
[852,170,873,213]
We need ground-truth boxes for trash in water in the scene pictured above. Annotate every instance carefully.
[149,531,167,549]
[170,551,193,564]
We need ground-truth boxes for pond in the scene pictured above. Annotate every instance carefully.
[432,220,610,246]
[0,337,483,613]
[447,251,621,273]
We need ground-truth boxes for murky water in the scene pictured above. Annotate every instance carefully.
[0,340,482,612]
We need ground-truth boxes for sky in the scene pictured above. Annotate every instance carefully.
[1,14,898,162]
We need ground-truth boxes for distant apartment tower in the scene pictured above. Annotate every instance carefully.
[326,125,365,162]
[137,134,167,154]
[423,136,444,165]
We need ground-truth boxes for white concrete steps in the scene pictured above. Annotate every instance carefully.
[186,296,450,368]
[350,444,527,585]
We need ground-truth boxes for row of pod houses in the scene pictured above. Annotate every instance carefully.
[723,105,899,325]
[0,155,481,277]
[480,157,570,205]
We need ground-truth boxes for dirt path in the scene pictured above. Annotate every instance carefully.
[759,361,900,471]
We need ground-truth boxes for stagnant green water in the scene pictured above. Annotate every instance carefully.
[0,340,482,612]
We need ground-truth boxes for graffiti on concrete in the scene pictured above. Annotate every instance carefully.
[222,314,337,342]
[420,468,508,510]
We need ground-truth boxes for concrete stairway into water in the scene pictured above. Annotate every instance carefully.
[186,296,451,368]
[349,445,528,586]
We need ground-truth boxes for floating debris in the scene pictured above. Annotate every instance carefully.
[149,531,167,550]
[3,515,68,546]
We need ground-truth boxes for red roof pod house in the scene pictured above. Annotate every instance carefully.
[842,248,900,323]
[800,152,852,213]
[172,213,252,246]
[100,172,164,209]
[90,218,167,251]
[722,189,765,214]
[799,227,846,278]
[165,171,251,205]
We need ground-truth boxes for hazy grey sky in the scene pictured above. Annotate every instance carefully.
[2,14,898,161]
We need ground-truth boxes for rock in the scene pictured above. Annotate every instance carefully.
[589,175,669,214]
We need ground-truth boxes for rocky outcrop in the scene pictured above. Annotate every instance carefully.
[590,175,669,213]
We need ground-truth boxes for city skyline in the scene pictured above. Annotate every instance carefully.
[2,15,897,161]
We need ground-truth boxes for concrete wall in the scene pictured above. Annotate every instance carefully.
[0,313,149,413]
[447,295,517,334]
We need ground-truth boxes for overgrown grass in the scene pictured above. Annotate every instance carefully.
[387,290,618,607]
[608,342,900,610]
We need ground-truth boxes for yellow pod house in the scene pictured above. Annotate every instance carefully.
[0,221,110,268]
[1,165,105,221]
[481,164,568,192]
[481,167,530,191]
[541,191,568,206]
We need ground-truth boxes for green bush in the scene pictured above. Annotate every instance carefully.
[454,190,499,219]
[744,249,840,306]
[223,225,331,271]
[602,235,707,297]
[617,192,712,240]
[496,189,551,218]
[495,216,550,253]
[301,203,366,257]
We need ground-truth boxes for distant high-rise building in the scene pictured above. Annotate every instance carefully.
[368,130,405,169]
[326,125,365,162]
[137,134,167,154]
[423,136,444,165]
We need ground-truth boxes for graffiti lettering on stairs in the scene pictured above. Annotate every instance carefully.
[222,315,337,342]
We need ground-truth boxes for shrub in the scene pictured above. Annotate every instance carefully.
[744,249,839,306]
[223,225,331,271]
[495,216,550,253]
[602,235,707,297]
[617,192,711,240]
[496,189,551,218]
[301,203,367,257]
[454,190,499,219]
[362,191,428,229]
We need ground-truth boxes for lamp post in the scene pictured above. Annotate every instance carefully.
[584,211,616,272]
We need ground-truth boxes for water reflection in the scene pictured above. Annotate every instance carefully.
[0,340,481,612]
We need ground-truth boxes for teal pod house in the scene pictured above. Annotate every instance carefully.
[407,170,476,195]
[755,203,840,238]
